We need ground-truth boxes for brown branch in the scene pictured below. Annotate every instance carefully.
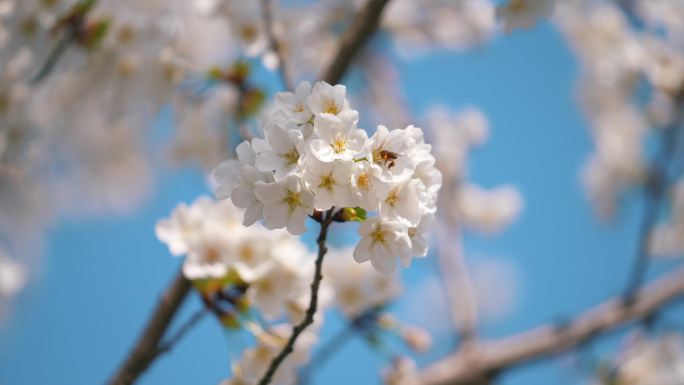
[256,209,335,385]
[260,0,293,91]
[156,307,209,354]
[107,271,192,385]
[320,0,391,84]
[435,225,478,345]
[416,266,684,385]
[623,102,684,298]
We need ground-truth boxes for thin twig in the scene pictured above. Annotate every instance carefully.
[260,0,293,91]
[624,101,684,300]
[31,26,77,84]
[320,0,391,84]
[257,208,335,385]
[435,222,478,346]
[107,271,192,385]
[156,308,209,354]
[417,265,684,385]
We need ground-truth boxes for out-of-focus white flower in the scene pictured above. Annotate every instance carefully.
[183,223,235,279]
[382,356,418,385]
[324,247,401,317]
[497,0,556,33]
[228,323,318,385]
[382,0,495,56]
[156,196,244,257]
[0,252,26,300]
[453,183,523,234]
[613,334,684,385]
[426,106,489,179]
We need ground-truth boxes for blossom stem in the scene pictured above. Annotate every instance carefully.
[256,208,336,385]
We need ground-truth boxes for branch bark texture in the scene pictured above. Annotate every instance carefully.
[107,271,191,385]
[417,266,684,385]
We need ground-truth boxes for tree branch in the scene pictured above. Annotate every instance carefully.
[320,0,391,84]
[435,223,478,346]
[156,308,209,354]
[107,271,192,385]
[260,0,293,91]
[416,266,684,385]
[256,208,335,385]
[623,104,684,299]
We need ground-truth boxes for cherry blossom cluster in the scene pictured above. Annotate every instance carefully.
[214,81,441,274]
[156,196,317,322]
[156,197,412,385]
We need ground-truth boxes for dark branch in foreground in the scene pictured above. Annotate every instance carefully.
[107,271,192,385]
[321,0,391,84]
[256,208,335,385]
[417,266,684,385]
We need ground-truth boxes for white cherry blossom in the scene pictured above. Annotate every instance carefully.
[306,81,350,117]
[254,175,314,235]
[308,109,368,162]
[303,157,354,211]
[255,120,306,181]
[274,81,313,124]
[354,217,412,274]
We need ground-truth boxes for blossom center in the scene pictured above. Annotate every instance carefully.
[323,100,339,115]
[371,227,388,245]
[339,287,361,305]
[408,227,417,238]
[240,24,258,43]
[357,173,371,191]
[204,246,222,263]
[293,102,305,113]
[239,244,255,262]
[283,190,301,213]
[281,150,300,165]
[318,173,335,191]
[331,134,347,153]
[385,188,400,207]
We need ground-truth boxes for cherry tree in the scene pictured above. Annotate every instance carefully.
[1,0,684,385]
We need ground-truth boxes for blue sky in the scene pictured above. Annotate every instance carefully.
[1,20,679,385]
